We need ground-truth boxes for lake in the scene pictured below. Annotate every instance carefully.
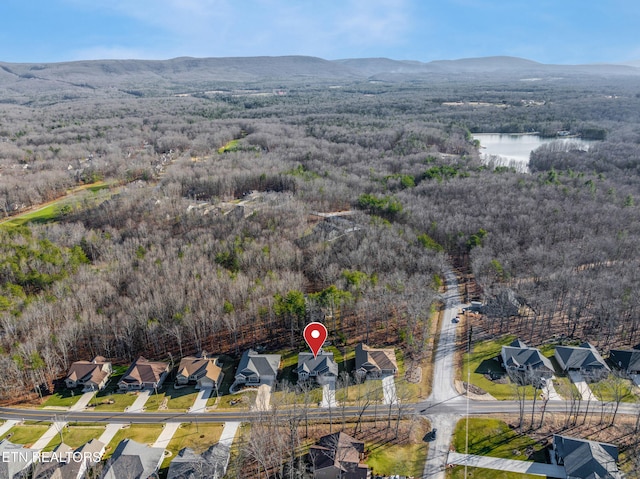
[473,133,593,171]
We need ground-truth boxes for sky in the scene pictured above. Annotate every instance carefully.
[1,0,639,65]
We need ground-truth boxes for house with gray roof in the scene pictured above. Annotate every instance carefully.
[500,339,554,384]
[355,343,397,379]
[0,439,36,479]
[609,348,640,375]
[167,444,230,479]
[234,349,281,386]
[554,343,610,381]
[553,435,621,479]
[295,351,338,384]
[32,439,104,479]
[100,439,164,479]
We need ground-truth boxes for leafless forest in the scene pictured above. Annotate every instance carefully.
[1,59,640,399]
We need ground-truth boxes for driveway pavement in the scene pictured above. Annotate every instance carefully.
[544,379,563,401]
[381,375,397,405]
[30,420,67,450]
[447,452,566,478]
[153,422,181,448]
[631,374,640,387]
[321,379,338,408]
[97,422,125,447]
[568,371,595,401]
[71,391,97,411]
[253,384,272,412]
[189,387,213,413]
[126,389,152,412]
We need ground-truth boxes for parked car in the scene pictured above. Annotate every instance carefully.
[452,317,460,323]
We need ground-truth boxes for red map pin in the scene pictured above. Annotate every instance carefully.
[303,322,328,358]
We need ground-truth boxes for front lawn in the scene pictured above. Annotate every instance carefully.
[591,377,638,403]
[368,442,428,477]
[0,423,51,447]
[43,424,105,451]
[40,389,87,409]
[103,424,163,459]
[212,390,257,409]
[447,466,540,479]
[451,418,545,462]
[160,423,225,469]
[144,384,199,411]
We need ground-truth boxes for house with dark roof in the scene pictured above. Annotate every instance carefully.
[500,339,554,384]
[609,348,640,375]
[0,439,36,479]
[308,432,369,479]
[100,439,164,479]
[32,439,104,479]
[176,352,223,390]
[167,444,230,479]
[234,349,281,386]
[65,356,112,392]
[553,435,622,479]
[295,351,338,383]
[355,343,398,379]
[118,357,170,391]
[554,343,610,381]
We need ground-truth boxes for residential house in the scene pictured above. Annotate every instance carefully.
[167,444,230,479]
[295,351,338,383]
[609,347,640,375]
[33,440,104,479]
[553,435,622,479]
[176,352,223,390]
[308,432,370,479]
[100,439,164,479]
[355,343,398,379]
[118,357,170,391]
[0,439,36,479]
[554,343,610,381]
[65,356,112,392]
[500,339,554,384]
[234,349,281,386]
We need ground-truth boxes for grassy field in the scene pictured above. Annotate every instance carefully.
[43,424,105,451]
[144,384,199,411]
[160,423,224,470]
[0,423,51,447]
[211,390,257,409]
[451,418,545,463]
[103,424,164,459]
[447,466,541,479]
[40,389,88,409]
[368,442,428,477]
[590,377,638,403]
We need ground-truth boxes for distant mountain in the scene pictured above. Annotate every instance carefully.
[1,55,638,103]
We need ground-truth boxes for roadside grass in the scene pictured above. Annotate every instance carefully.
[590,378,638,403]
[43,424,105,451]
[144,384,199,412]
[336,381,383,404]
[272,383,323,407]
[0,423,51,447]
[451,418,545,463]
[160,423,224,470]
[103,424,164,459]
[447,466,540,479]
[40,389,86,409]
[212,390,257,410]
[367,439,428,477]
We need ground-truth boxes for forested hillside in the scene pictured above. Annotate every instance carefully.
[1,57,640,399]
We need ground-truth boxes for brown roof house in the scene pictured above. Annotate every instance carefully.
[308,432,370,479]
[355,343,398,379]
[65,356,112,392]
[176,352,223,390]
[118,357,170,391]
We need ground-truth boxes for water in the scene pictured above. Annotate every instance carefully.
[473,133,593,172]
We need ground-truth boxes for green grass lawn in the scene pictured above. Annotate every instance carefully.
[335,380,383,404]
[43,424,105,451]
[451,418,545,463]
[590,377,638,403]
[41,389,88,409]
[447,466,541,479]
[211,390,257,409]
[103,424,164,459]
[160,423,224,470]
[0,423,51,447]
[144,384,199,411]
[368,442,428,477]
[88,371,138,411]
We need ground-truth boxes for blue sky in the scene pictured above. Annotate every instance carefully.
[1,0,639,64]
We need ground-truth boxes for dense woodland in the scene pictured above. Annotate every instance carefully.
[1,63,640,401]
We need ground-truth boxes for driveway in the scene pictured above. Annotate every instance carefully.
[253,384,272,412]
[544,379,563,401]
[126,389,153,412]
[447,452,566,478]
[631,374,640,388]
[321,379,338,408]
[568,371,595,401]
[189,387,213,413]
[381,375,397,405]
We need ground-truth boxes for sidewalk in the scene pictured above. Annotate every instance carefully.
[447,452,566,478]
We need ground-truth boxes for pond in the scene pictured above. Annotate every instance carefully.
[473,133,594,172]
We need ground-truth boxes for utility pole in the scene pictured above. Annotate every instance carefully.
[465,325,472,479]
